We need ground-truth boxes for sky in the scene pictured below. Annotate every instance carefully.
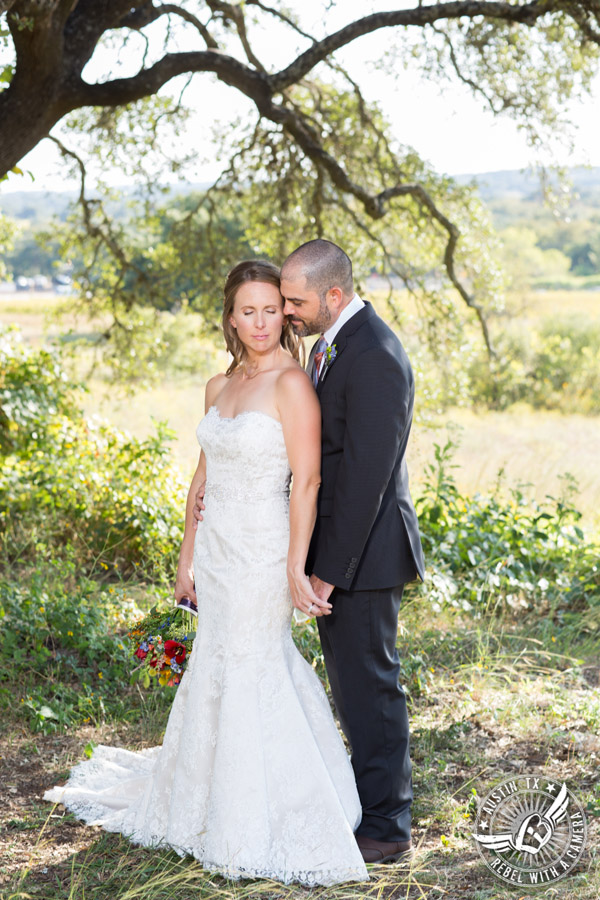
[4,0,600,193]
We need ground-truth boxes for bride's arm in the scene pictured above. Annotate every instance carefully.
[174,448,206,604]
[277,368,331,617]
[174,374,225,604]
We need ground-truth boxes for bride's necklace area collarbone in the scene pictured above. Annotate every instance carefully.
[238,360,285,380]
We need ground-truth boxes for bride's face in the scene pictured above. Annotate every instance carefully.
[229,281,284,354]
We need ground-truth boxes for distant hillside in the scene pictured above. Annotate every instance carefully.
[2,168,599,224]
[455,166,600,202]
[0,183,212,226]
[453,167,600,234]
[2,169,599,281]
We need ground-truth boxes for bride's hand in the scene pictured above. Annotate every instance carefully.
[287,567,332,617]
[174,565,197,605]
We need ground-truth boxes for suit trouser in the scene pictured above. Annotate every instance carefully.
[317,583,412,842]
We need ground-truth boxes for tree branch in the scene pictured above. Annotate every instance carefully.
[430,23,510,114]
[68,50,272,111]
[566,2,600,43]
[271,1,551,91]
[378,183,494,354]
[245,0,316,44]
[119,2,218,50]
[205,0,265,71]
[270,101,494,353]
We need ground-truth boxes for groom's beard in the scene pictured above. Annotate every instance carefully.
[287,298,332,337]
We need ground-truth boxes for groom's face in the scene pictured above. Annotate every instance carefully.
[280,274,333,337]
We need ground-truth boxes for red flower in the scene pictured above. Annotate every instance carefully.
[164,640,186,665]
[134,647,148,660]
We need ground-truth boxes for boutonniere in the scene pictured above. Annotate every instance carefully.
[320,343,339,381]
[325,344,337,365]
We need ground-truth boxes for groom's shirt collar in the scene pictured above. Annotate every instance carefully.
[323,292,365,347]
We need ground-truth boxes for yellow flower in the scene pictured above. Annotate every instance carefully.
[39,606,45,613]
[551,636,556,642]
[98,672,103,679]
[67,631,74,637]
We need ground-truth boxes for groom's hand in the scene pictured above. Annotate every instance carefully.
[192,480,206,527]
[288,568,332,617]
[309,574,335,604]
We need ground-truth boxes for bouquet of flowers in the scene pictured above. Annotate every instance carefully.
[128,598,197,688]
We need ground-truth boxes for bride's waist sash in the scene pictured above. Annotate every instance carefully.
[204,481,290,503]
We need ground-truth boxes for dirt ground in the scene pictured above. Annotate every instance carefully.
[2,676,598,900]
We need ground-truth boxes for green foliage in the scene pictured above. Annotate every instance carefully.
[417,437,600,620]
[0,557,152,734]
[0,327,187,578]
[41,81,508,378]
[466,317,600,413]
[498,226,571,289]
[0,325,81,454]
[6,229,59,277]
[0,210,17,280]
[420,17,600,154]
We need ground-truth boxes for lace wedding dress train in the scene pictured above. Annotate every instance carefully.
[44,405,368,886]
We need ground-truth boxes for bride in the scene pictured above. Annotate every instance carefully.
[43,260,369,886]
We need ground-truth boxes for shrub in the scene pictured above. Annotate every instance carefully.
[465,318,600,413]
[0,557,174,733]
[0,327,187,580]
[416,438,600,619]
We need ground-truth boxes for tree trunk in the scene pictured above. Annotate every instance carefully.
[0,73,72,175]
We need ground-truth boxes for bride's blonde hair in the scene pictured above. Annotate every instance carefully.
[222,260,304,376]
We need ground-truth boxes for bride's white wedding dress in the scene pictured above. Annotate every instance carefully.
[44,404,368,886]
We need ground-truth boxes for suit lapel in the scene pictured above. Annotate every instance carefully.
[316,300,376,395]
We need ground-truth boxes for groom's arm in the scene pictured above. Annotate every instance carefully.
[312,347,413,590]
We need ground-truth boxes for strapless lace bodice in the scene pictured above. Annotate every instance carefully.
[196,406,291,502]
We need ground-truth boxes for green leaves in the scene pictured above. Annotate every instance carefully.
[417,435,600,618]
[0,327,187,579]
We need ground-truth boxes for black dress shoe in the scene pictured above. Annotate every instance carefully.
[355,834,413,863]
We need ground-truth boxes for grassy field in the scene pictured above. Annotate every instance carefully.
[2,601,599,900]
[2,290,600,531]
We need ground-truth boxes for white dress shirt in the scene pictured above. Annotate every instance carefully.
[315,293,365,380]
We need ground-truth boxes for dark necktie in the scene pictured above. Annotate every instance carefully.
[312,334,327,387]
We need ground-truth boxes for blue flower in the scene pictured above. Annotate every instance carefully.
[325,343,337,364]
[140,641,149,651]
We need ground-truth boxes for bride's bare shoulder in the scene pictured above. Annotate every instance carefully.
[205,372,230,408]
[276,359,310,384]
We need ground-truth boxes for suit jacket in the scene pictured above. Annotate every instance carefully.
[306,300,425,590]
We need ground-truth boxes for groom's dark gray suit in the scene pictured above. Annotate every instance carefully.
[305,298,424,843]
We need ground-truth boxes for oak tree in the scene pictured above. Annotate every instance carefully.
[1,1,599,358]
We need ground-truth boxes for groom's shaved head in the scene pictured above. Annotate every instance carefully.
[282,239,353,299]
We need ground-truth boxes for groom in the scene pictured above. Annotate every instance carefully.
[280,239,425,864]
